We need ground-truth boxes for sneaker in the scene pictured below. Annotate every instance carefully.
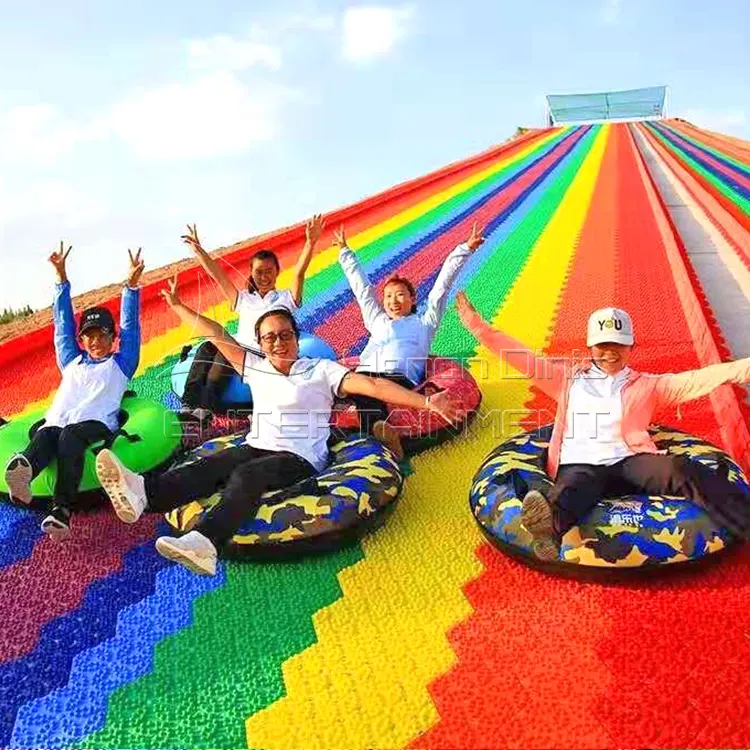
[373,421,404,461]
[95,449,147,523]
[520,490,560,562]
[41,505,72,542]
[155,531,218,576]
[4,454,33,505]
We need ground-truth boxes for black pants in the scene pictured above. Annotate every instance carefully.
[23,421,113,510]
[181,341,238,412]
[351,371,414,434]
[549,453,750,539]
[144,445,316,547]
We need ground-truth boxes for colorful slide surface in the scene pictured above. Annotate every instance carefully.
[1,121,750,749]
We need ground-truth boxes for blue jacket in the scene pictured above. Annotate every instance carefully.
[53,281,141,378]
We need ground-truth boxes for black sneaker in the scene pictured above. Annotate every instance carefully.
[41,506,72,542]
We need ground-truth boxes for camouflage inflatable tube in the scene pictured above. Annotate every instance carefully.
[165,433,403,560]
[470,424,750,574]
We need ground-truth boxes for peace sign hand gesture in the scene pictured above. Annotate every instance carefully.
[466,222,486,252]
[160,276,181,309]
[332,225,347,248]
[48,241,73,283]
[127,247,145,287]
[181,223,204,255]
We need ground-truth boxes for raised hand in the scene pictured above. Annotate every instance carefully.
[306,214,325,245]
[332,225,347,248]
[126,247,145,287]
[160,276,181,309]
[455,291,478,323]
[426,389,461,423]
[466,221,486,252]
[48,241,73,283]
[181,223,204,255]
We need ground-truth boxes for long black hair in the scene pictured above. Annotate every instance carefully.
[247,249,281,293]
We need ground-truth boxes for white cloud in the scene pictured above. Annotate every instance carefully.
[1,12,339,169]
[0,104,97,167]
[0,178,112,309]
[101,72,292,161]
[682,108,747,134]
[341,5,416,64]
[186,12,337,73]
[600,0,622,25]
[0,72,293,167]
[0,178,108,230]
[187,35,283,71]
[283,12,336,32]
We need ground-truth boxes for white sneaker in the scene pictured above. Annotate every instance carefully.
[95,449,147,523]
[4,454,33,505]
[155,531,218,576]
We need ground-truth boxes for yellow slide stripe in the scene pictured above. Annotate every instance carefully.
[244,126,609,750]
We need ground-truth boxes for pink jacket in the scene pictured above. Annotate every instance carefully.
[461,307,750,478]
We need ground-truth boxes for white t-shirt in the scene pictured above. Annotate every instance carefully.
[242,353,350,471]
[559,366,635,467]
[44,355,128,431]
[234,288,299,348]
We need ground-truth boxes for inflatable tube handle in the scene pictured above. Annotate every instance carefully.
[92,427,142,456]
[117,429,142,444]
[28,419,46,440]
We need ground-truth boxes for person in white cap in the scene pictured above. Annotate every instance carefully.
[456,294,750,562]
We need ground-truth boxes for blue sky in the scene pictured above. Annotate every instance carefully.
[1,0,748,310]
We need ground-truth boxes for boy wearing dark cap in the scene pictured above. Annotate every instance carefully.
[3,242,145,540]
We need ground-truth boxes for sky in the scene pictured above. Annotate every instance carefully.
[0,0,748,311]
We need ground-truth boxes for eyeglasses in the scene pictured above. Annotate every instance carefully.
[259,329,296,345]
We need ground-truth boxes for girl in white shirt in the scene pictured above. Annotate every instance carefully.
[95,279,459,576]
[180,217,325,411]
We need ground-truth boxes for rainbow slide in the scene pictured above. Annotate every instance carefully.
[1,121,750,749]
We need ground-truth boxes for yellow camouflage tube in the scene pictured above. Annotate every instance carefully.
[470,424,749,575]
[165,433,403,560]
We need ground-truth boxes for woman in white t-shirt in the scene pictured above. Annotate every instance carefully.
[95,277,460,576]
[179,217,326,411]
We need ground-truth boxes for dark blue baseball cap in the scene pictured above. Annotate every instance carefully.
[78,307,116,337]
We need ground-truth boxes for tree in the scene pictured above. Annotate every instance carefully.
[0,304,35,324]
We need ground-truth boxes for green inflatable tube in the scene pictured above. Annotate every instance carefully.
[0,392,183,505]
